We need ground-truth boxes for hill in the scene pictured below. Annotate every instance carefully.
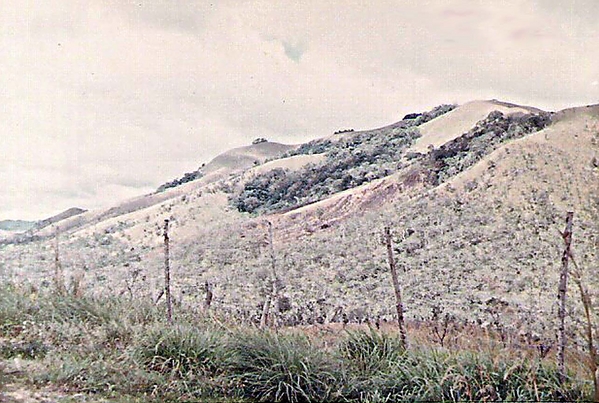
[409,99,544,153]
[0,100,596,342]
[34,207,87,231]
[157,140,294,192]
[0,219,35,232]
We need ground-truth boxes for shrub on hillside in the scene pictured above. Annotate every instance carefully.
[232,126,422,213]
[157,170,204,193]
[426,110,552,185]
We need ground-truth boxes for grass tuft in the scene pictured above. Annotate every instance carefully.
[227,330,339,402]
[135,324,231,378]
[338,327,405,375]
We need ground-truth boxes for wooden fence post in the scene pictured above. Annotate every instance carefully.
[53,226,66,296]
[567,222,599,402]
[164,219,173,324]
[260,221,279,328]
[204,281,213,312]
[557,211,574,386]
[268,221,279,328]
[384,226,408,348]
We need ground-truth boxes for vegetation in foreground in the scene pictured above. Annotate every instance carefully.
[0,284,591,402]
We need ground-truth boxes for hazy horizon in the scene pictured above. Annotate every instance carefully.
[2,0,598,221]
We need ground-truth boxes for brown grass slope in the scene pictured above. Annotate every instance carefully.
[173,103,596,333]
[0,101,596,343]
[201,141,294,176]
[410,99,544,153]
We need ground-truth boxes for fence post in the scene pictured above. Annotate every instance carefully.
[557,212,574,386]
[260,221,279,328]
[204,281,213,312]
[384,226,408,348]
[53,226,66,295]
[164,219,173,324]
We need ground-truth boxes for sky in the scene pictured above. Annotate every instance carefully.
[1,0,598,220]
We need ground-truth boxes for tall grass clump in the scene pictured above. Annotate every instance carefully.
[351,349,588,402]
[37,351,162,396]
[0,284,37,335]
[0,284,592,402]
[339,328,405,375]
[227,330,339,403]
[45,295,120,325]
[135,324,231,379]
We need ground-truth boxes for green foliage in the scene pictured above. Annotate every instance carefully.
[0,285,591,402]
[232,107,552,215]
[46,295,120,325]
[233,127,420,213]
[38,352,161,395]
[136,324,230,378]
[426,110,552,185]
[353,350,584,402]
[157,170,205,192]
[227,331,339,402]
[232,105,460,213]
[283,104,456,159]
[338,328,405,374]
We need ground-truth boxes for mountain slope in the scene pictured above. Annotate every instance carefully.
[202,141,294,176]
[0,100,596,341]
[409,99,544,153]
[35,207,87,231]
[24,141,296,240]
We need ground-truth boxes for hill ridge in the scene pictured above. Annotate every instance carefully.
[1,99,596,340]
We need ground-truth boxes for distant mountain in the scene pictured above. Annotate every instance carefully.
[34,207,87,231]
[0,220,36,232]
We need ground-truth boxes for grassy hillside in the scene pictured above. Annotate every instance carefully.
[157,141,295,192]
[231,107,550,214]
[0,284,591,402]
[0,100,597,401]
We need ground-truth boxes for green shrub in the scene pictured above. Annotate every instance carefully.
[348,349,587,402]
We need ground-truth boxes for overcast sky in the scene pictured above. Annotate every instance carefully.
[1,0,598,220]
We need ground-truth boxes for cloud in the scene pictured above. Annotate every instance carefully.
[1,0,598,219]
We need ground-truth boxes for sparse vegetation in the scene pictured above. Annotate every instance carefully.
[157,170,205,193]
[333,128,354,135]
[0,285,591,401]
[0,101,597,402]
